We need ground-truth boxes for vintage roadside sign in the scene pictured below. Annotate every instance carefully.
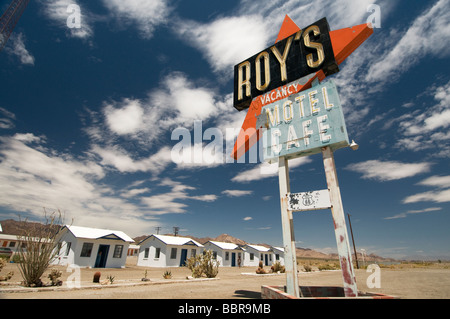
[287,189,331,212]
[261,80,349,163]
[233,17,338,111]
[231,17,373,160]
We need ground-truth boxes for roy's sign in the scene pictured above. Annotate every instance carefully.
[261,80,348,163]
[233,17,338,111]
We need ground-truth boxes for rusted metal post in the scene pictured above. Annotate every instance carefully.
[278,156,300,297]
[322,146,358,297]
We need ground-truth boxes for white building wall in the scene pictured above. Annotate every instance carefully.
[137,236,201,267]
[243,246,275,267]
[202,243,243,267]
[52,231,130,268]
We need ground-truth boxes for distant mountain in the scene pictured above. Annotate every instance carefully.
[0,218,61,236]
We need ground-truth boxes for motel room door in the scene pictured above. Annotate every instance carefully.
[180,249,188,266]
[95,245,109,268]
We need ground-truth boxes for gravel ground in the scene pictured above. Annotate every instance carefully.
[1,260,450,299]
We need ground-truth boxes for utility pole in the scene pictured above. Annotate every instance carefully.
[347,213,359,269]
[155,226,161,235]
[173,227,179,236]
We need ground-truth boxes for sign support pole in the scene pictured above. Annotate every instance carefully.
[322,146,358,297]
[278,156,300,297]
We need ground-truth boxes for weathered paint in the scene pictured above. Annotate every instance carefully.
[322,146,358,297]
[261,285,397,299]
[278,156,300,297]
[262,80,349,163]
[287,189,331,212]
[231,20,373,160]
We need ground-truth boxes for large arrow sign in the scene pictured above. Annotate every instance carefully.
[233,17,338,112]
[231,16,373,160]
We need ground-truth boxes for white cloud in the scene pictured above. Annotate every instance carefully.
[393,81,450,156]
[0,108,15,129]
[418,175,450,189]
[91,145,173,174]
[104,99,144,135]
[366,0,450,83]
[0,134,163,236]
[40,0,93,39]
[102,0,171,38]
[5,33,35,65]
[221,190,253,197]
[140,178,217,215]
[384,207,442,220]
[232,157,312,182]
[243,216,253,221]
[346,160,432,181]
[403,189,450,204]
[177,15,270,75]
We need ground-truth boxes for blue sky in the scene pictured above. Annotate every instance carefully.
[1,0,449,260]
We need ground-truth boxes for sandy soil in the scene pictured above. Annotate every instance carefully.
[1,260,449,299]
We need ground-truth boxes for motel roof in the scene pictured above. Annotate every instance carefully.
[61,225,134,242]
[140,234,203,247]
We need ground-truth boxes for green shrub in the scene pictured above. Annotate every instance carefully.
[186,250,219,278]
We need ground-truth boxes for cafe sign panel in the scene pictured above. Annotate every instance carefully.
[261,79,348,163]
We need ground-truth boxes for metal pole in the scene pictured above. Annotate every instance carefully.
[347,213,359,269]
[322,146,358,297]
[278,156,300,297]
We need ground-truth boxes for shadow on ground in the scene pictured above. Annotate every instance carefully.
[233,290,261,299]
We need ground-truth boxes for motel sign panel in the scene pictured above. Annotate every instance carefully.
[262,80,349,163]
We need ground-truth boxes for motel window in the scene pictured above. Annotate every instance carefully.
[144,248,149,258]
[170,248,177,259]
[155,248,160,259]
[65,242,71,256]
[113,245,123,258]
[250,253,254,261]
[191,249,196,258]
[9,242,16,248]
[276,254,280,260]
[80,243,93,257]
[225,252,229,260]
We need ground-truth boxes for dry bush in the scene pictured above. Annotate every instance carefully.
[15,210,65,287]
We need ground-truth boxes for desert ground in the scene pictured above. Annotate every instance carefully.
[1,258,449,299]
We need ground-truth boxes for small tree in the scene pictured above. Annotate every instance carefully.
[16,210,65,287]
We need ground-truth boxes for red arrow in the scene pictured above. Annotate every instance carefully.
[231,16,373,160]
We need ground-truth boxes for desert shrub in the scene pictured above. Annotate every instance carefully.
[318,262,340,271]
[186,250,219,278]
[48,268,62,286]
[271,261,285,273]
[163,270,172,279]
[303,264,312,272]
[15,210,65,287]
[0,259,14,282]
[256,261,266,274]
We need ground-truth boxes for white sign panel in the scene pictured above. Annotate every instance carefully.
[287,189,331,211]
